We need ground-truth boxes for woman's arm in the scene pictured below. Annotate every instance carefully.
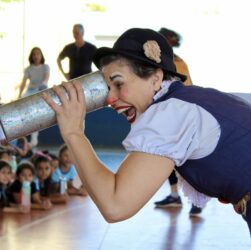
[68,134,174,222]
[13,137,31,157]
[18,75,28,98]
[43,82,175,222]
[43,65,50,84]
[57,56,69,80]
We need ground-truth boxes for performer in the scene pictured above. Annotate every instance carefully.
[43,28,251,236]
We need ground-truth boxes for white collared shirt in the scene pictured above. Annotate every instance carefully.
[122,80,221,207]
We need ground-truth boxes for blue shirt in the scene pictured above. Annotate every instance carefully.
[51,165,77,183]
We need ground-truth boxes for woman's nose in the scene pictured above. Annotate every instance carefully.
[106,92,118,105]
[106,97,118,105]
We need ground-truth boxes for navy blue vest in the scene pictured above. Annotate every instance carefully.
[154,82,251,204]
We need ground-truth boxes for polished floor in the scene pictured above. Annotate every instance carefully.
[0,149,250,250]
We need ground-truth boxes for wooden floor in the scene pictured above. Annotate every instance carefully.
[0,149,250,250]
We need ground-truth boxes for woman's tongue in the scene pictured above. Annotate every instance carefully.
[127,107,135,117]
[126,107,136,123]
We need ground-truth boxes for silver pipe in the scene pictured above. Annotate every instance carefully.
[0,71,108,143]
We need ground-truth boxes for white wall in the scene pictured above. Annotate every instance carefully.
[0,0,251,103]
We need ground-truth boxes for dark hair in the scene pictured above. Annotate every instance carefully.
[47,153,58,161]
[16,162,35,177]
[158,28,182,48]
[99,54,172,80]
[28,47,45,65]
[0,146,12,158]
[73,24,84,34]
[58,144,68,158]
[33,156,50,169]
[58,144,70,167]
[0,160,11,171]
[41,150,58,161]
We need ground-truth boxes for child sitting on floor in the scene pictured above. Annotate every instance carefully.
[33,154,67,204]
[0,146,17,178]
[0,160,28,213]
[7,162,52,210]
[0,146,12,163]
[51,144,87,196]
[41,150,59,173]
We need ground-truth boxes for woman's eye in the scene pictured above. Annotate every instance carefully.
[115,82,122,89]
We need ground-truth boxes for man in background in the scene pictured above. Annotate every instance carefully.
[57,24,97,80]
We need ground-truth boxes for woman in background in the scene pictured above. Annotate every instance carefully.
[18,47,50,147]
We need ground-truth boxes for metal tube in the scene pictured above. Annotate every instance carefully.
[0,71,108,143]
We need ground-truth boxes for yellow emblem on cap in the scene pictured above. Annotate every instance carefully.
[143,40,161,63]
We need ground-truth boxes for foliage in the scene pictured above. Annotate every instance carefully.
[0,0,22,3]
[0,32,5,39]
[84,3,106,12]
[0,0,23,39]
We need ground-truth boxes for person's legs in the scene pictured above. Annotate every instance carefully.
[189,204,203,217]
[155,170,203,215]
[30,131,39,147]
[169,170,179,197]
[242,200,251,237]
[23,89,39,148]
[154,170,182,207]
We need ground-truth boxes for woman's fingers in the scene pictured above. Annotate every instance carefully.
[42,81,85,115]
[74,81,85,105]
[42,88,62,113]
[62,80,85,105]
[43,83,73,110]
[53,84,69,106]
[62,81,77,102]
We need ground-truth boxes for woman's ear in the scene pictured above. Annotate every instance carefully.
[153,69,164,91]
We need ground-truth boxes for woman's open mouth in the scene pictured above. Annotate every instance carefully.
[115,105,137,123]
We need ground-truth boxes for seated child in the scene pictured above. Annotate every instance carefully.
[51,144,87,196]
[0,146,17,178]
[10,137,34,163]
[7,162,52,210]
[41,150,59,173]
[48,153,59,173]
[0,160,28,213]
[0,160,11,207]
[0,146,12,162]
[33,155,67,204]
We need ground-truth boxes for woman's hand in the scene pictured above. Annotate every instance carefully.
[42,81,86,142]
[63,73,70,81]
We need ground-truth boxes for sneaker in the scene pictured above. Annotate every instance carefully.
[189,205,202,217]
[154,195,182,208]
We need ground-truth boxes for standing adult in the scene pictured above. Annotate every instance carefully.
[57,24,97,80]
[18,47,50,147]
[18,47,50,98]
